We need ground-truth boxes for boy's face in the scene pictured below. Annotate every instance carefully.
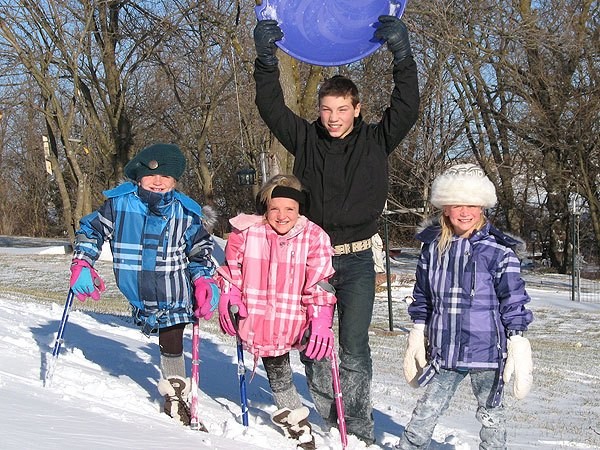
[266,197,300,235]
[139,174,176,193]
[319,95,361,139]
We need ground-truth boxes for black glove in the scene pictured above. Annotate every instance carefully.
[374,15,412,64]
[254,20,284,66]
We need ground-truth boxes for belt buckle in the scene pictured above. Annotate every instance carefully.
[334,243,348,256]
[351,239,370,252]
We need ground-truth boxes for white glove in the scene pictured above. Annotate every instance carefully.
[503,335,533,399]
[403,323,427,388]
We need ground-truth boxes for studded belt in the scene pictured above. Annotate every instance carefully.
[333,238,372,256]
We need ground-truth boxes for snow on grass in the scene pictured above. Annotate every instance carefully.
[0,240,599,449]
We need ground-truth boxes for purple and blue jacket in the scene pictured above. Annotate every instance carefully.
[409,220,533,405]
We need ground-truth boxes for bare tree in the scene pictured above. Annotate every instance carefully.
[406,0,599,271]
[0,1,138,238]
[502,0,599,270]
[0,0,597,266]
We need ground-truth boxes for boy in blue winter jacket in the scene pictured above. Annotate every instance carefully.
[397,164,534,449]
[69,143,219,426]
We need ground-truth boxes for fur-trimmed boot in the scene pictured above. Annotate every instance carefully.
[271,406,316,450]
[157,376,191,426]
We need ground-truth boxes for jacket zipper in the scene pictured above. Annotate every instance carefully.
[162,219,169,260]
[470,260,476,300]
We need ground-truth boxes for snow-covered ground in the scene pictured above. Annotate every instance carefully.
[0,236,599,449]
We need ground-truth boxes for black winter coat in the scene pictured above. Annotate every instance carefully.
[254,57,420,245]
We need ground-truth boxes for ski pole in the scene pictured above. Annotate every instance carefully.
[331,347,348,449]
[236,334,249,426]
[231,305,249,426]
[189,319,207,431]
[44,289,75,387]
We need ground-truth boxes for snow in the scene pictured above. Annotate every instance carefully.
[1,237,599,450]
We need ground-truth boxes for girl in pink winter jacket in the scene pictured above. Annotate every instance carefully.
[217,174,336,450]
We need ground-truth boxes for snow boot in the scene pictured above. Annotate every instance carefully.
[157,376,191,426]
[271,406,316,450]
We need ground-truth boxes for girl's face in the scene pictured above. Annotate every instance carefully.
[266,197,300,235]
[319,95,361,139]
[139,174,176,193]
[443,205,483,238]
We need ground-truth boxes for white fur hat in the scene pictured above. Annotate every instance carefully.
[430,164,497,208]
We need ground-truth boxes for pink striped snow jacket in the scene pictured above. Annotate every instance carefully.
[218,213,336,360]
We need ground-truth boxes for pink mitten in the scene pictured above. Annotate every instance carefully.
[193,276,220,320]
[70,259,105,302]
[218,285,247,336]
[305,305,335,360]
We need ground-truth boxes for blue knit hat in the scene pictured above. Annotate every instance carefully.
[124,143,186,181]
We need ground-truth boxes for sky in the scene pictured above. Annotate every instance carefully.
[0,239,599,450]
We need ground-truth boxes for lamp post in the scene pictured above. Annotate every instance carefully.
[381,207,398,332]
[236,168,257,214]
[530,229,539,268]
[259,150,269,186]
[235,168,256,186]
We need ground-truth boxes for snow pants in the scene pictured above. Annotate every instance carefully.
[397,368,506,449]
[301,248,376,444]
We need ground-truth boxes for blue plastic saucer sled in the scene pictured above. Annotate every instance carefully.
[255,0,407,67]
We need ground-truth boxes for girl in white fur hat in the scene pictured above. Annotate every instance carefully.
[396,164,534,449]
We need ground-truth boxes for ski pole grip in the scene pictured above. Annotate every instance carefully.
[300,327,311,346]
[229,305,240,332]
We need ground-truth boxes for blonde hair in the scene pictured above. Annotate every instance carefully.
[257,174,303,214]
[436,211,487,257]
